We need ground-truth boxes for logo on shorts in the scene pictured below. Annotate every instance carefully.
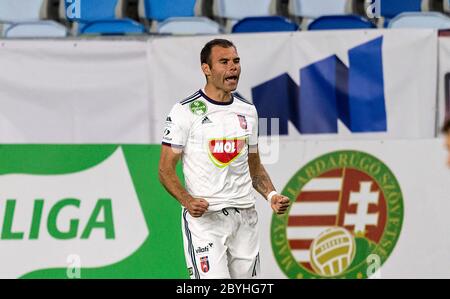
[237,115,247,129]
[190,100,207,116]
[208,138,246,168]
[195,245,210,255]
[270,150,404,278]
[200,256,210,273]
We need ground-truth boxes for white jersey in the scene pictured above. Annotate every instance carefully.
[162,89,258,211]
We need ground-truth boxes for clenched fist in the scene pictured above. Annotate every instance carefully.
[270,194,290,215]
[185,197,209,217]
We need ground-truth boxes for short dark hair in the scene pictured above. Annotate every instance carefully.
[443,118,450,134]
[200,39,236,66]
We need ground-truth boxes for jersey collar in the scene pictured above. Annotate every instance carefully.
[199,89,234,106]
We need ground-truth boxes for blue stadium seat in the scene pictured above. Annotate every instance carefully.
[388,12,450,29]
[232,16,299,33]
[0,0,44,22]
[378,0,422,19]
[64,0,117,22]
[64,0,146,35]
[4,21,67,38]
[289,0,348,19]
[308,15,376,30]
[214,0,275,20]
[142,0,196,22]
[80,19,146,35]
[157,17,221,35]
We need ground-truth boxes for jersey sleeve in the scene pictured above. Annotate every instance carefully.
[248,106,259,146]
[162,103,190,148]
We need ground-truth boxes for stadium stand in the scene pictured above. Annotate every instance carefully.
[308,14,375,30]
[288,0,349,19]
[0,0,67,37]
[4,0,450,37]
[288,0,349,29]
[140,0,196,22]
[62,0,145,35]
[212,0,277,32]
[80,19,146,35]
[377,0,423,27]
[157,17,221,35]
[4,21,67,38]
[389,11,450,29]
[138,0,199,32]
[232,16,299,33]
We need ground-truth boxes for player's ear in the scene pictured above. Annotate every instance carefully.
[202,63,211,77]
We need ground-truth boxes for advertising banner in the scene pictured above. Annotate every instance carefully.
[150,30,438,142]
[0,41,151,143]
[0,139,448,278]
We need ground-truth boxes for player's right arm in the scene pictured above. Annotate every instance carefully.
[158,146,208,217]
[158,103,208,217]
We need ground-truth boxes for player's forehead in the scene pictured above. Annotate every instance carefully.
[210,46,239,61]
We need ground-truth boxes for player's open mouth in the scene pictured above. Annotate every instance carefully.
[225,76,238,83]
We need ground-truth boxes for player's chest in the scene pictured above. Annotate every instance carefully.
[191,111,253,140]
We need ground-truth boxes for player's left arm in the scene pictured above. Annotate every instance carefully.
[248,145,290,214]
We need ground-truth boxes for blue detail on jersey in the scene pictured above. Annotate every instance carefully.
[233,92,253,105]
[181,94,202,105]
[180,91,201,105]
[252,37,386,135]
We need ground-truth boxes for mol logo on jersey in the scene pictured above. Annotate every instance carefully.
[271,150,403,279]
[208,138,246,168]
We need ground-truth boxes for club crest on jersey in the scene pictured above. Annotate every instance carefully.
[189,100,207,116]
[208,138,246,168]
[200,256,210,273]
[237,114,247,129]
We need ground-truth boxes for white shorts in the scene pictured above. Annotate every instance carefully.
[181,206,260,279]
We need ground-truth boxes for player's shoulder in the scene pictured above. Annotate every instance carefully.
[233,92,254,106]
[179,90,203,106]
[168,90,203,116]
[233,92,258,116]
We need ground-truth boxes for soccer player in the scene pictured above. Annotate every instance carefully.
[158,39,290,279]
[443,118,450,167]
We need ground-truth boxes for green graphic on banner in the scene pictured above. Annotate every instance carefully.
[0,145,188,278]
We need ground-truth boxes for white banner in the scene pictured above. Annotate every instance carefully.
[0,31,439,143]
[0,40,151,143]
[255,137,450,278]
[151,30,438,143]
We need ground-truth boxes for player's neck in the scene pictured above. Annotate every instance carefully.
[203,85,232,103]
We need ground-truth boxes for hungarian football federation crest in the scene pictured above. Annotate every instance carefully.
[208,138,246,168]
[200,256,210,273]
[237,115,247,129]
[271,150,404,279]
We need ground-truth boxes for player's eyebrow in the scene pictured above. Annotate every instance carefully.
[219,57,240,63]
